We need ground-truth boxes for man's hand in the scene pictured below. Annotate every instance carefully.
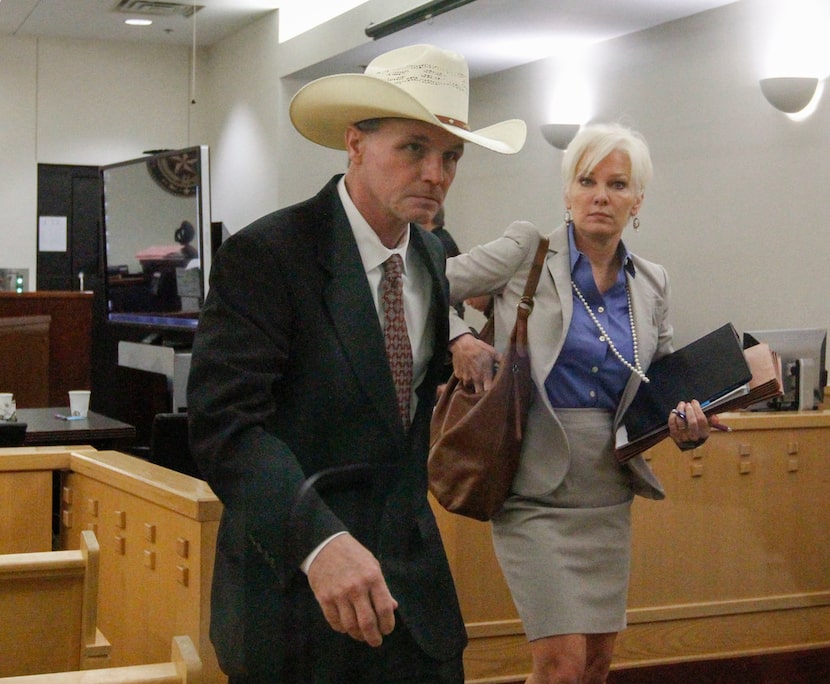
[306,533,397,647]
[449,333,502,392]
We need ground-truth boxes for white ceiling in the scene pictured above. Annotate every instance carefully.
[0,0,281,47]
[1,0,738,78]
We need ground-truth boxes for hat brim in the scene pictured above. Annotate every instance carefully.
[289,73,526,155]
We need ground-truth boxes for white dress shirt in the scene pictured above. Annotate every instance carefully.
[301,177,435,573]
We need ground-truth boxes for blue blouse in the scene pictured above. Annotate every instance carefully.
[544,224,637,410]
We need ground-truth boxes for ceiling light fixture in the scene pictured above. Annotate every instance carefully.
[759,76,820,114]
[365,0,477,39]
[540,123,580,151]
[125,18,153,26]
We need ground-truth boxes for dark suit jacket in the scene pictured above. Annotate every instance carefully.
[187,175,466,676]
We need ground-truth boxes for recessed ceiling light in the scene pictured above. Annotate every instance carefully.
[125,18,153,26]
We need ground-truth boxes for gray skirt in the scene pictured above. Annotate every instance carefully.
[491,409,635,640]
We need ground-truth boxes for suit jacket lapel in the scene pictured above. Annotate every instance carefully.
[614,267,659,427]
[528,224,570,391]
[316,186,402,435]
[409,226,450,405]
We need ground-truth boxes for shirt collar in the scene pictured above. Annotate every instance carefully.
[567,221,636,277]
[338,176,410,273]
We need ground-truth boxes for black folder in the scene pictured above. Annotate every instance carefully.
[615,323,752,462]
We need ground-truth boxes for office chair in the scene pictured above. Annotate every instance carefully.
[148,413,202,478]
[0,422,27,447]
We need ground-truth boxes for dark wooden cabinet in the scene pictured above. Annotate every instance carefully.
[0,292,93,407]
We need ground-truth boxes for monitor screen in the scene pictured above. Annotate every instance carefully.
[100,145,211,337]
[742,327,827,410]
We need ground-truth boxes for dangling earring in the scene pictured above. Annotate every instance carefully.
[564,209,573,225]
[632,216,640,232]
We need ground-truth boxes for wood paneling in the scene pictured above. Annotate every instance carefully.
[0,315,50,407]
[0,529,110,676]
[0,447,222,681]
[59,450,223,682]
[433,411,830,682]
[0,292,93,406]
[0,470,53,553]
[0,636,202,684]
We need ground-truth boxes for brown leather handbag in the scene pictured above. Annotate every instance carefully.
[428,237,549,521]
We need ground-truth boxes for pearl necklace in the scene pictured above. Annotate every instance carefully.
[571,279,649,383]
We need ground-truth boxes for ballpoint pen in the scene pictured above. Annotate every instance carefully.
[671,408,731,432]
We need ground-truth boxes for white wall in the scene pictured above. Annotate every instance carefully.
[203,12,284,232]
[447,1,830,348]
[276,0,422,78]
[0,38,37,276]
[35,38,195,165]
[0,34,205,281]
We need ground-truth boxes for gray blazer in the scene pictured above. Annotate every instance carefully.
[447,221,666,500]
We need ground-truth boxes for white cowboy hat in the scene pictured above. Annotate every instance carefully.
[289,44,527,154]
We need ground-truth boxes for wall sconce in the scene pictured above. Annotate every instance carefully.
[540,123,580,150]
[759,76,820,113]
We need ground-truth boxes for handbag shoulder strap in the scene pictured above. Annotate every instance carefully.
[518,236,549,317]
[475,236,549,347]
[512,236,549,346]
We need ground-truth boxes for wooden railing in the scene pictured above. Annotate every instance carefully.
[0,530,110,676]
[433,410,830,682]
[0,446,224,682]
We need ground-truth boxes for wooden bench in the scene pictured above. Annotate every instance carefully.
[0,529,110,676]
[0,446,97,554]
[0,635,201,683]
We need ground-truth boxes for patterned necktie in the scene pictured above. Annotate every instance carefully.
[382,254,413,430]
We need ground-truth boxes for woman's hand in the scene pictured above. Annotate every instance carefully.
[449,333,502,393]
[668,399,713,450]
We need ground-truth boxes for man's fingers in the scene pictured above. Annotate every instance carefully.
[328,590,396,646]
[450,334,499,390]
[321,601,349,634]
[307,534,397,646]
[352,594,383,646]
[370,584,398,638]
[322,595,371,643]
[349,581,398,646]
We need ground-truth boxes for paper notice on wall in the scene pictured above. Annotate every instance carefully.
[38,215,68,252]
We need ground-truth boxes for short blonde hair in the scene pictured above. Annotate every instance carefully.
[561,123,653,196]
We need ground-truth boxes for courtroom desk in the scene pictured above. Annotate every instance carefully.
[17,407,135,449]
[432,410,830,683]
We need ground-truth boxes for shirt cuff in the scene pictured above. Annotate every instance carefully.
[449,307,472,341]
[300,531,348,574]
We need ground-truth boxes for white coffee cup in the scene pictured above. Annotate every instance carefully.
[0,393,15,421]
[68,390,91,418]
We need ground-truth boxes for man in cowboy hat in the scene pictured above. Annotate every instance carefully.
[188,44,525,682]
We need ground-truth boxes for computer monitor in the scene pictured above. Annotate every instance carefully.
[742,328,827,410]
